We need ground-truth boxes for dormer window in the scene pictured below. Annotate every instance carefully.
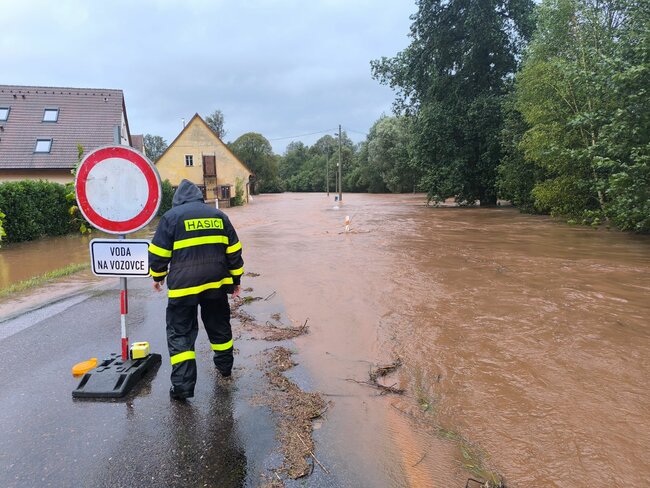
[34,138,52,153]
[43,108,59,122]
[0,107,9,121]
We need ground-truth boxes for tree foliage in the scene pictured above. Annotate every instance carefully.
[350,116,421,193]
[66,144,91,234]
[497,92,547,211]
[205,109,227,139]
[158,180,174,216]
[143,134,168,162]
[278,133,362,193]
[510,0,650,231]
[372,0,535,205]
[232,177,246,206]
[0,209,6,247]
[230,133,282,193]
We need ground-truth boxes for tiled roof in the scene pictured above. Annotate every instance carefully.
[0,85,129,170]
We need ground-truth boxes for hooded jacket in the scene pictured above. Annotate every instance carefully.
[148,179,244,303]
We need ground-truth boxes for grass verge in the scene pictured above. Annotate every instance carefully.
[0,263,87,299]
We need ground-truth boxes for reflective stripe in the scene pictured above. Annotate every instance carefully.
[168,277,234,298]
[170,350,196,365]
[149,268,168,277]
[229,267,244,276]
[211,339,233,351]
[173,235,229,250]
[226,241,242,254]
[149,243,172,258]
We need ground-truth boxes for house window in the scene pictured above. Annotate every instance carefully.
[43,108,59,122]
[34,138,52,153]
[0,107,9,121]
[185,155,193,167]
[220,185,231,200]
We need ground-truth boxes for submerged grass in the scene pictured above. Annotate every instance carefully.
[0,263,87,298]
[413,368,437,414]
[407,366,504,487]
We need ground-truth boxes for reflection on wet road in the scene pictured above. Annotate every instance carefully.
[0,282,271,488]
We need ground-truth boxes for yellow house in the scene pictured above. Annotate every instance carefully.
[156,114,252,206]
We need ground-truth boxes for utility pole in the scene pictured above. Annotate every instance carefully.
[326,146,330,196]
[338,124,343,204]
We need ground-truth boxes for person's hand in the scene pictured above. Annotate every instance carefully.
[232,285,241,298]
[153,279,164,292]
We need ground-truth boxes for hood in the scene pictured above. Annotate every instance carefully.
[172,179,204,206]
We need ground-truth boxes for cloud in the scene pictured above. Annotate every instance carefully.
[2,0,415,153]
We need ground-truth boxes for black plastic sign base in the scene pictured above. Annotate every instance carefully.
[72,352,162,398]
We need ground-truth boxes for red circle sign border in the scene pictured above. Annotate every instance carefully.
[75,146,161,234]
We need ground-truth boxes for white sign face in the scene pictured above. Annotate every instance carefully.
[89,239,151,277]
[85,158,149,221]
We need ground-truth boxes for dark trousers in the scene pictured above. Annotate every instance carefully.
[166,291,233,394]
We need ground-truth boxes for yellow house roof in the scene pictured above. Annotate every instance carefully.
[155,114,253,199]
[156,113,253,175]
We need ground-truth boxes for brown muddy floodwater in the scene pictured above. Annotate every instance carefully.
[1,193,648,487]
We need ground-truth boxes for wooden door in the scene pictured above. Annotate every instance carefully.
[202,155,216,177]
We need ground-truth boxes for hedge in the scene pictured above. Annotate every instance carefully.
[0,178,175,245]
[0,180,77,243]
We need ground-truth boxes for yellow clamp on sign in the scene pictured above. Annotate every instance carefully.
[130,342,150,359]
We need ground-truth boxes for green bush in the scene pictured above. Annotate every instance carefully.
[0,180,77,243]
[231,178,245,207]
[158,179,174,216]
[65,144,91,235]
[0,209,6,247]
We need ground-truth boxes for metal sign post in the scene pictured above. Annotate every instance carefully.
[119,235,129,360]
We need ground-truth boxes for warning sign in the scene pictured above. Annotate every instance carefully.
[75,146,161,235]
[90,239,150,277]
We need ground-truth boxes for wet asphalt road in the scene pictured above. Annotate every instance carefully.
[0,279,278,488]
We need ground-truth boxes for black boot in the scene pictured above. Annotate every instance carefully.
[169,386,194,400]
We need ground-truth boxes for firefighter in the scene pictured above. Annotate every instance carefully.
[148,179,243,400]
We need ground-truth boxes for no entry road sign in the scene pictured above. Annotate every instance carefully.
[75,146,161,234]
[89,239,151,277]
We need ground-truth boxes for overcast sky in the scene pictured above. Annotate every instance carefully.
[2,0,416,154]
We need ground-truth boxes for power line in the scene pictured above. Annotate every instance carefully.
[268,128,338,141]
[344,128,367,136]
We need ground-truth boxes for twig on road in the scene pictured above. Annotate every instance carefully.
[296,433,330,475]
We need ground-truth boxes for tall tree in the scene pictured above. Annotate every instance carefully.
[143,134,168,162]
[279,141,309,183]
[276,134,357,193]
[514,0,649,230]
[372,0,534,205]
[230,133,282,193]
[205,109,226,139]
[603,0,650,232]
[497,92,546,212]
[366,116,419,193]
